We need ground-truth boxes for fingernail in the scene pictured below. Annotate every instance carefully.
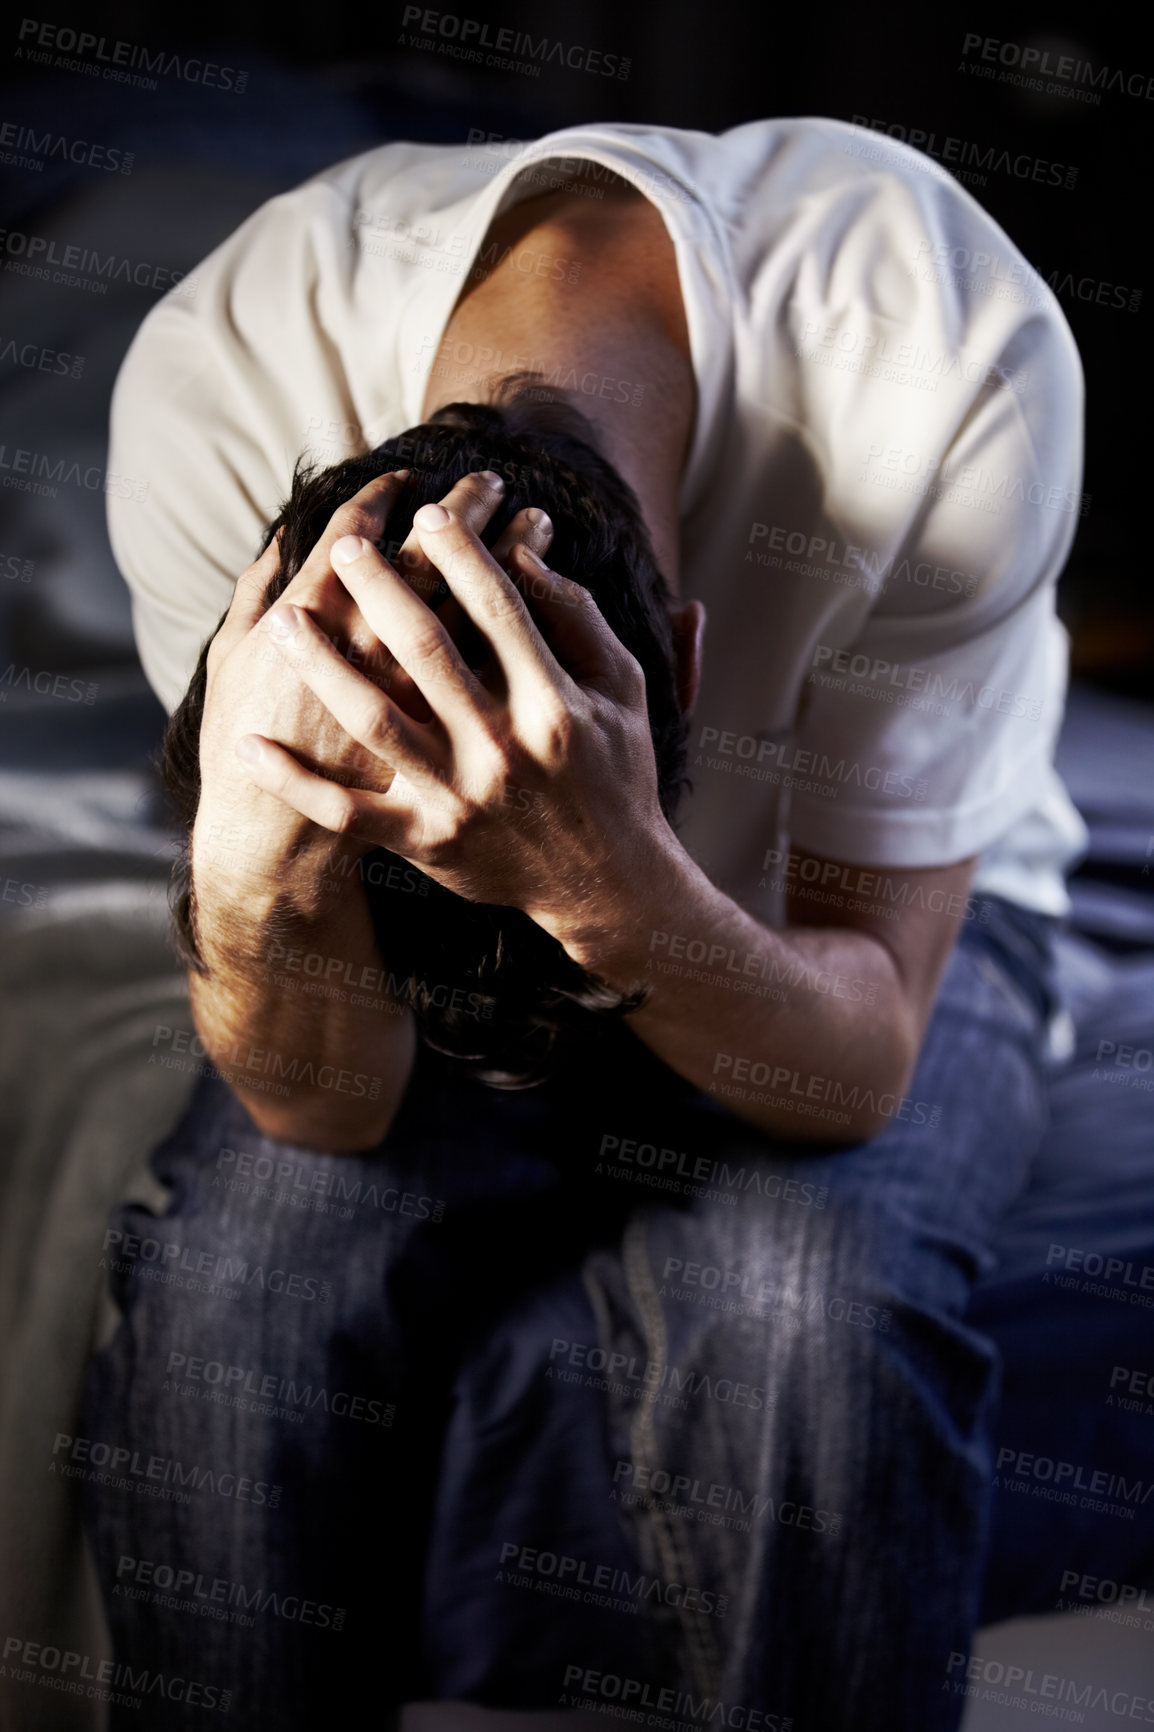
[477,470,505,489]
[525,508,551,531]
[415,503,450,531]
[522,547,551,572]
[236,735,262,765]
[332,534,367,566]
[266,607,294,640]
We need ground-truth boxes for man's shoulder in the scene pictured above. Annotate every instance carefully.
[721,120,1049,293]
[710,120,1080,433]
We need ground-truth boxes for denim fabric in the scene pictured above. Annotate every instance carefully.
[81,898,1057,1730]
[574,899,1058,1730]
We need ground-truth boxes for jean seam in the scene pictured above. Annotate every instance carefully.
[974,951,1037,1028]
[622,1213,722,1699]
[971,951,1053,1076]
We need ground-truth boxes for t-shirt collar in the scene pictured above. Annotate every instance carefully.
[397,124,734,519]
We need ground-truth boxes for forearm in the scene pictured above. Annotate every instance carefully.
[188,811,416,1151]
[550,834,917,1144]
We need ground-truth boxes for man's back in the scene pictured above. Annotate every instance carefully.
[108,116,1086,921]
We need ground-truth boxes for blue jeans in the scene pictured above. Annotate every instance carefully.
[80,897,1058,1730]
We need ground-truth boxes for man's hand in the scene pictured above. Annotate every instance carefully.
[195,469,554,903]
[232,502,669,938]
[184,468,555,1149]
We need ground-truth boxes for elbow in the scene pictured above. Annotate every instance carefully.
[232,1086,400,1153]
[734,1002,927,1147]
[843,1107,896,1146]
[844,1015,923,1145]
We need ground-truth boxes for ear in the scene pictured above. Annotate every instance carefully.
[668,598,706,717]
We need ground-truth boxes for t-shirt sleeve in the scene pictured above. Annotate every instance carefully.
[105,171,368,716]
[107,298,267,715]
[785,260,1085,869]
[106,135,507,717]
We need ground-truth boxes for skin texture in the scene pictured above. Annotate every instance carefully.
[421,176,694,591]
[192,182,976,1150]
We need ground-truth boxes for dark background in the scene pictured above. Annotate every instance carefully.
[1,0,1149,699]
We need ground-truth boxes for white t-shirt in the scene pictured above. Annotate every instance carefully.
[107,117,1088,920]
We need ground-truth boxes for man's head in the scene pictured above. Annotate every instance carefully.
[162,397,702,1088]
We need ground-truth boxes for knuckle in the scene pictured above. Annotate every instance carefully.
[405,621,454,670]
[327,794,361,838]
[421,810,466,868]
[480,722,515,769]
[361,699,398,754]
[459,473,500,510]
[536,699,574,761]
[252,537,281,576]
[331,502,381,545]
[351,471,400,511]
[479,581,527,632]
[619,650,646,695]
[473,737,514,800]
[291,583,330,620]
[231,567,265,613]
[459,784,489,826]
[476,775,507,814]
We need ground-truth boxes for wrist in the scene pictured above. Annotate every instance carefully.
[192,863,384,1007]
[191,800,370,924]
[535,824,709,990]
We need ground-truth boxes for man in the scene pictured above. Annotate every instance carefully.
[86,118,1084,1728]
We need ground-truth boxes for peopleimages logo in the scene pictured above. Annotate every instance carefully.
[695,727,929,803]
[50,1432,282,1509]
[114,1553,347,1631]
[2,1637,230,1715]
[102,1227,333,1304]
[0,118,134,174]
[0,336,84,378]
[0,444,147,501]
[946,1649,1154,1719]
[808,643,1042,720]
[497,1541,728,1618]
[0,226,189,296]
[960,32,1154,103]
[559,1662,792,1728]
[398,7,631,79]
[851,114,1078,191]
[164,1352,395,1428]
[1044,268,1143,315]
[14,18,249,92]
[596,1131,830,1210]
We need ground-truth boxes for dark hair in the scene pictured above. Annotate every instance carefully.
[160,397,689,1088]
